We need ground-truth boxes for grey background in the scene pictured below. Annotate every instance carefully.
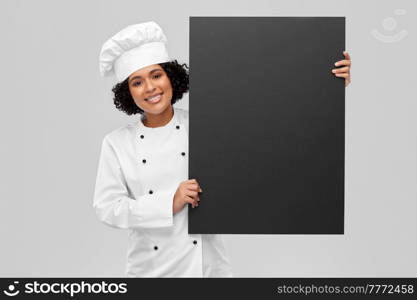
[1,0,416,277]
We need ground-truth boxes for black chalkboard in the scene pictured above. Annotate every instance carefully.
[189,17,345,234]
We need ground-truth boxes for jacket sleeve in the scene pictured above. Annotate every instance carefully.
[93,136,176,229]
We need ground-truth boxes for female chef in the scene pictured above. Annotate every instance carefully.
[94,21,351,278]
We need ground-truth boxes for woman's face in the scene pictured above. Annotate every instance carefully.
[128,64,173,115]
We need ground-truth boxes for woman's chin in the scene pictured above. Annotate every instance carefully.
[142,102,170,115]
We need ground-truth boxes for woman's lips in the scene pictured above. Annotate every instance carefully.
[146,93,163,104]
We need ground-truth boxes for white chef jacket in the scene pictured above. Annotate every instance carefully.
[93,107,233,277]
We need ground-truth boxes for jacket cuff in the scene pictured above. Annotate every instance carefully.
[132,186,177,228]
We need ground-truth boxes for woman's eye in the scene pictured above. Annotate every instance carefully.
[132,74,161,86]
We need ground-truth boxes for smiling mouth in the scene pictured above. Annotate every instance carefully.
[145,93,163,103]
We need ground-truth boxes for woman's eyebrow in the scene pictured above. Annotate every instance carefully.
[129,69,162,82]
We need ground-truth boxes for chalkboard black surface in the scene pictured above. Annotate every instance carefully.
[189,17,345,234]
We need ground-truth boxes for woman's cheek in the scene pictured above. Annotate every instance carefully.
[132,96,145,110]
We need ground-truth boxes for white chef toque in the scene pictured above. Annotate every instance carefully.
[99,21,170,82]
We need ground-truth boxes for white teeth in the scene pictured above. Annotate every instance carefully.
[146,94,162,103]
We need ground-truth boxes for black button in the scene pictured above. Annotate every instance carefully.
[149,190,153,194]
[181,152,186,156]
[154,246,158,250]
[140,135,144,139]
[142,159,146,163]
[176,125,180,129]
[193,240,197,245]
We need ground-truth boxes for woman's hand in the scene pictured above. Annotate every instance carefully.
[332,51,351,87]
[173,179,202,214]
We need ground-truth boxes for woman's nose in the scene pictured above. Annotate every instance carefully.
[144,78,156,92]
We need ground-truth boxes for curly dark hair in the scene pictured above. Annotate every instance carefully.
[111,59,189,115]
